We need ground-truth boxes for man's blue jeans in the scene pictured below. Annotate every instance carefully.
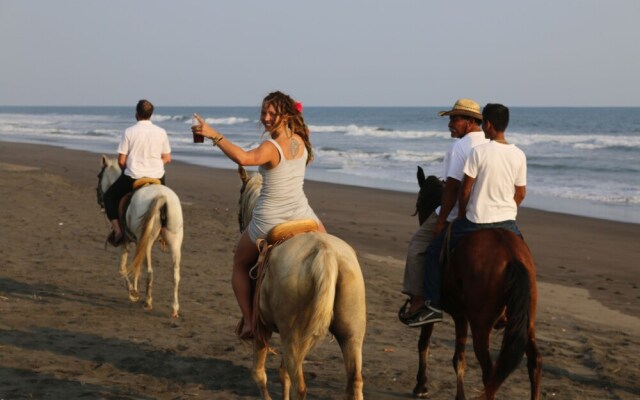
[423,217,522,308]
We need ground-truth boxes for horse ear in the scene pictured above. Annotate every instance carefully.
[417,166,426,187]
[238,165,250,184]
[101,155,109,166]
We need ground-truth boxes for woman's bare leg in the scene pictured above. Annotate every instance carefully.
[232,230,259,337]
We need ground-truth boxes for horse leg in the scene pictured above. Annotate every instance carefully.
[328,255,365,400]
[252,339,273,400]
[279,358,291,400]
[333,331,364,400]
[131,246,143,303]
[526,328,542,400]
[119,245,139,302]
[414,323,434,398]
[281,338,307,400]
[143,244,153,311]
[452,316,469,400]
[470,325,494,400]
[160,227,182,318]
[169,240,181,318]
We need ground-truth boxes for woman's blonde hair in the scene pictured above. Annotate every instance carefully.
[261,91,313,164]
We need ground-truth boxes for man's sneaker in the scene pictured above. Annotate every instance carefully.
[403,305,443,327]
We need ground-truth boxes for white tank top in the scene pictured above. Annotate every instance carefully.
[247,138,319,242]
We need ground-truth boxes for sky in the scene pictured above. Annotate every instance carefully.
[1,0,639,107]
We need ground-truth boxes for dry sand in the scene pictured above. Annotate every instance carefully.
[1,142,639,399]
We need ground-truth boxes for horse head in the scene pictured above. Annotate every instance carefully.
[413,166,443,225]
[237,166,262,233]
[96,155,122,210]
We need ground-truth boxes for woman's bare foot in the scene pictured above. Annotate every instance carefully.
[236,317,254,340]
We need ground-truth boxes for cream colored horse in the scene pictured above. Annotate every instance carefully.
[97,156,183,317]
[238,166,366,400]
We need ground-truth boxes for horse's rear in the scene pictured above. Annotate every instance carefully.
[255,232,366,400]
[123,184,184,317]
[449,229,541,400]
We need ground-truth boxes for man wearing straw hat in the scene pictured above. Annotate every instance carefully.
[400,98,488,327]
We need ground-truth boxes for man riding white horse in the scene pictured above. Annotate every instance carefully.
[103,99,172,246]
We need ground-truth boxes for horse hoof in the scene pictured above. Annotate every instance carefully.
[143,302,153,311]
[128,290,139,302]
[413,387,429,398]
[171,310,179,318]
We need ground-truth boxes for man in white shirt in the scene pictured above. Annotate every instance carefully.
[103,99,172,245]
[400,98,489,326]
[458,103,526,227]
[451,103,526,246]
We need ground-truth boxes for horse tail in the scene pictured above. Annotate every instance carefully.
[123,195,166,280]
[492,259,531,386]
[298,240,339,355]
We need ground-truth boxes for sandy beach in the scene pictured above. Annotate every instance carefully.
[1,141,639,399]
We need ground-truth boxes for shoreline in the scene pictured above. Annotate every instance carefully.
[2,135,638,225]
[2,141,640,398]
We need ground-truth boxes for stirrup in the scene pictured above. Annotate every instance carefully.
[398,298,411,322]
[106,231,123,247]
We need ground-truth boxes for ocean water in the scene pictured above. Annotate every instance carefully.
[1,106,639,224]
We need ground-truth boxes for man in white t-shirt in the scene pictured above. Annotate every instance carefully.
[449,103,526,247]
[458,103,526,227]
[400,98,489,326]
[103,99,172,245]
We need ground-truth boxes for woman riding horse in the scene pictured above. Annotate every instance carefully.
[192,91,326,339]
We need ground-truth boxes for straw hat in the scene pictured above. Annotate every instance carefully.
[438,98,483,120]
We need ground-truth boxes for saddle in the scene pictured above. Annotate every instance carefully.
[116,178,162,243]
[242,219,320,344]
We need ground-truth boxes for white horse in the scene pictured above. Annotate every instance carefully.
[237,166,366,400]
[97,155,183,318]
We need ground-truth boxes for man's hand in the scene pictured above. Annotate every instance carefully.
[434,220,447,238]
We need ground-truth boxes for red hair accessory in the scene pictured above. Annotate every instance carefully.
[294,102,303,113]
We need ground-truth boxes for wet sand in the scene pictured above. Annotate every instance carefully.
[1,141,639,399]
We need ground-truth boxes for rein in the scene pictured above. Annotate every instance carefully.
[440,223,453,268]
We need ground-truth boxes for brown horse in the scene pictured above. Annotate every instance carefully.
[411,166,541,399]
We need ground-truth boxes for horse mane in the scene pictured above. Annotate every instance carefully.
[238,168,262,233]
